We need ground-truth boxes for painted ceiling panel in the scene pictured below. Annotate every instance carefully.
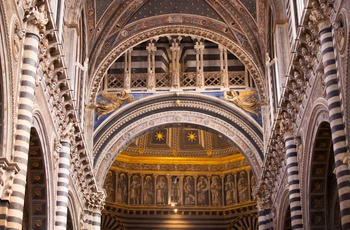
[241,0,256,19]
[127,0,224,24]
[96,0,114,21]
[94,0,257,24]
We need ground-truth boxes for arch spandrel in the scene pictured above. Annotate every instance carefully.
[88,26,266,104]
[93,94,263,188]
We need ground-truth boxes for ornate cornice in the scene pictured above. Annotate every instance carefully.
[33,1,104,211]
[256,0,336,206]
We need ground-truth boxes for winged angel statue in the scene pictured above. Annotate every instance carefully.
[94,91,134,119]
[223,90,266,115]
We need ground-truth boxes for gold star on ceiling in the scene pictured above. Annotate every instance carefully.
[187,132,197,142]
[155,131,164,141]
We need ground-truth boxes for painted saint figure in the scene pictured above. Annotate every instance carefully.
[211,176,221,206]
[156,176,167,205]
[184,176,195,205]
[143,176,154,205]
[104,171,115,202]
[196,176,209,206]
[116,173,127,204]
[130,175,141,205]
[225,174,236,205]
[238,172,248,203]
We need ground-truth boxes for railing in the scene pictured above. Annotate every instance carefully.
[104,71,248,91]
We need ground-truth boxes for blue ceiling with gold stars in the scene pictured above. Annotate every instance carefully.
[95,0,257,23]
[128,0,224,23]
[243,0,256,19]
[96,0,114,21]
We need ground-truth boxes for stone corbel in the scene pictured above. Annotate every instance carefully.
[0,158,20,201]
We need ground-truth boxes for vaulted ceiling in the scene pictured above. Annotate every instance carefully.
[85,0,268,103]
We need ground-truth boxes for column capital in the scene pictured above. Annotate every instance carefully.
[146,42,157,53]
[87,189,106,212]
[308,0,333,31]
[194,41,205,51]
[59,117,77,143]
[23,4,49,35]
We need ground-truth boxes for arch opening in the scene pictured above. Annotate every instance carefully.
[101,125,259,229]
[94,112,263,189]
[22,128,48,229]
[308,122,340,229]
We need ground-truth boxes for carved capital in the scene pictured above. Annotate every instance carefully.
[59,117,76,142]
[0,158,20,201]
[308,0,333,31]
[87,190,106,211]
[23,4,49,34]
[332,14,347,54]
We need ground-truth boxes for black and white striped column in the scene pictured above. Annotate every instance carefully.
[258,209,267,230]
[284,135,303,229]
[82,209,92,230]
[319,24,350,229]
[6,27,40,229]
[263,209,273,230]
[54,141,71,229]
[92,210,101,230]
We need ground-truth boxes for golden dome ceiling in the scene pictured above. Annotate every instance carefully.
[112,126,250,174]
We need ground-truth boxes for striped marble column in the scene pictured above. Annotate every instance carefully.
[6,22,42,230]
[258,209,267,230]
[54,141,71,229]
[92,210,101,230]
[318,23,350,229]
[265,209,273,230]
[82,209,93,230]
[284,135,303,229]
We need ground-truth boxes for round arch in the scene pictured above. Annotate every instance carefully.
[32,110,56,230]
[88,25,266,104]
[67,191,81,230]
[275,186,292,230]
[302,99,330,228]
[22,125,51,229]
[93,93,263,188]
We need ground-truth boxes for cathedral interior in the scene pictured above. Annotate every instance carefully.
[0,0,349,229]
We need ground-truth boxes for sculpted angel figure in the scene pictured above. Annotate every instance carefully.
[224,89,265,115]
[94,91,134,119]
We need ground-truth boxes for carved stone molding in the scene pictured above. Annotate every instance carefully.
[32,2,101,213]
[256,0,336,201]
[333,12,347,54]
[0,158,20,201]
[11,18,24,62]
